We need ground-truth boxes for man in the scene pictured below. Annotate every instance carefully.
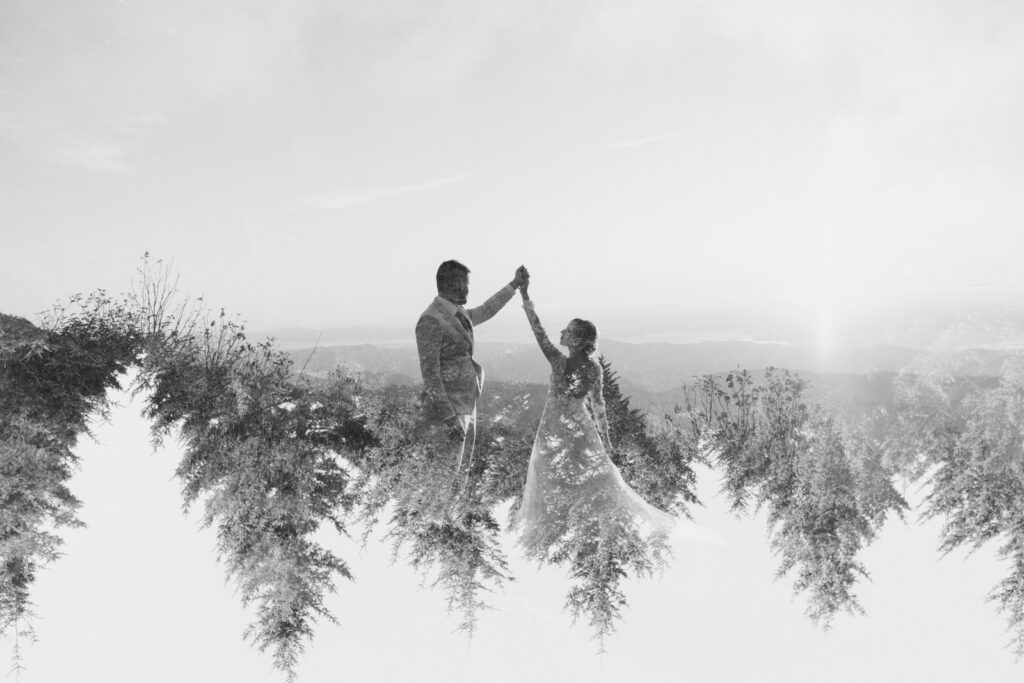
[415,260,529,475]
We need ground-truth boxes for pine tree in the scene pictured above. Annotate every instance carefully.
[599,356,699,515]
[893,354,1024,655]
[350,382,520,638]
[685,367,908,626]
[1,295,140,665]
[132,301,361,681]
[505,357,687,649]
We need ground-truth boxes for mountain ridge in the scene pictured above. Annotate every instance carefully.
[286,338,1016,394]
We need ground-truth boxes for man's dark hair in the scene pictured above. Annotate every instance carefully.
[436,260,470,291]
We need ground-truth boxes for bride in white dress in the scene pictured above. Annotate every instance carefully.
[514,283,675,563]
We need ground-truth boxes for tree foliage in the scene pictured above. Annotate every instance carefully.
[5,259,1024,677]
[500,358,697,650]
[129,263,362,680]
[345,383,517,639]
[0,294,140,671]
[600,356,700,517]
[557,357,696,648]
[892,354,1024,655]
[684,368,908,625]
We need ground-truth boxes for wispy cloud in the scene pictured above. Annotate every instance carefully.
[609,126,703,149]
[48,136,134,172]
[0,108,150,172]
[302,174,470,210]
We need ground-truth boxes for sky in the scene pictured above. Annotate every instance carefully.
[2,388,1021,683]
[2,0,1024,347]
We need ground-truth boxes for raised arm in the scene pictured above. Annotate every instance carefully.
[415,316,456,421]
[466,266,527,326]
[588,362,613,449]
[465,283,516,326]
[521,288,562,365]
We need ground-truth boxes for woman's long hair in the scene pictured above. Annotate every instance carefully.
[564,319,599,397]
[568,318,598,357]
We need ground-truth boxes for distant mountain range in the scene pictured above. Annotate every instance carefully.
[287,339,1017,395]
[258,287,1024,351]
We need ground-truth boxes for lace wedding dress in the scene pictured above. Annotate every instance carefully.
[514,298,675,562]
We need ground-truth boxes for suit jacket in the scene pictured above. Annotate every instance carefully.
[415,284,516,421]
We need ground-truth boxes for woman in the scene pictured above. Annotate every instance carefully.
[514,282,675,562]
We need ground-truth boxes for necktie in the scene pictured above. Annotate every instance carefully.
[455,310,472,334]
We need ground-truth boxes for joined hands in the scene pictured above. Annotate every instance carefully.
[511,265,530,291]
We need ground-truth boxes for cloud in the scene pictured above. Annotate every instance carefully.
[0,0,321,162]
[609,127,704,149]
[301,173,470,210]
[0,110,141,172]
[48,136,134,172]
[565,0,692,64]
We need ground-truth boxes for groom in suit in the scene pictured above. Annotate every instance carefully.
[416,260,529,474]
